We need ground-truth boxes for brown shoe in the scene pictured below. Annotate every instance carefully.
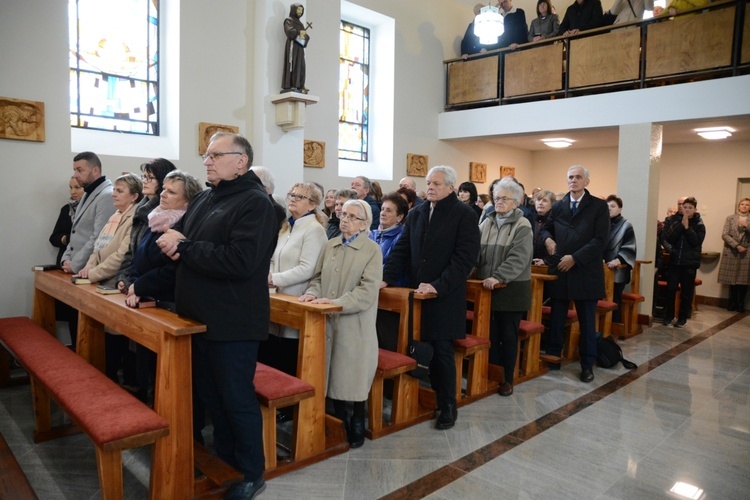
[498,382,513,397]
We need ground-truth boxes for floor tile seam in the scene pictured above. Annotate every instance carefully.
[377,313,746,499]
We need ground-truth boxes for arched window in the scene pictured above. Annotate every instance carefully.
[68,0,159,135]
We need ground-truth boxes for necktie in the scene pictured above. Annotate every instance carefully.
[571,200,578,215]
[429,204,434,223]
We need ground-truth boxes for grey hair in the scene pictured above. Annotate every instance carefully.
[355,176,372,192]
[343,199,373,236]
[335,189,358,201]
[568,165,590,180]
[249,166,275,194]
[164,170,203,202]
[493,180,525,206]
[427,165,457,188]
[534,189,556,203]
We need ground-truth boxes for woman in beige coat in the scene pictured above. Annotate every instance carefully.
[74,173,143,286]
[300,199,382,448]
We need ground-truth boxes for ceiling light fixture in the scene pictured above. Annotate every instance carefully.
[695,126,734,140]
[542,138,574,148]
[474,5,504,45]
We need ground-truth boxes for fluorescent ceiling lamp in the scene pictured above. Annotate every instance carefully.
[669,481,704,499]
[474,5,504,45]
[542,138,574,148]
[695,126,734,140]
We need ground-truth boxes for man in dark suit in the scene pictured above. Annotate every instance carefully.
[540,165,609,383]
[383,166,480,430]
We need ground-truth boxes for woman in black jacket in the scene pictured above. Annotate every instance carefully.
[661,197,706,328]
[49,177,84,266]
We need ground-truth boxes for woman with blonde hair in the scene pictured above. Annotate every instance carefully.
[718,198,750,312]
[300,199,382,448]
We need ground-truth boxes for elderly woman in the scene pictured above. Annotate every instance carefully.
[604,195,637,323]
[458,181,482,219]
[262,183,328,379]
[475,180,533,397]
[116,158,177,292]
[122,170,202,400]
[370,192,409,268]
[300,199,382,448]
[531,190,556,265]
[74,173,142,285]
[327,189,357,240]
[718,198,750,312]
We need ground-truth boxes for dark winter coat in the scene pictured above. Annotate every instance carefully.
[383,193,480,341]
[662,212,705,269]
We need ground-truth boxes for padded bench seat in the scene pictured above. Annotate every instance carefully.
[0,316,169,500]
[254,362,314,470]
[367,349,418,440]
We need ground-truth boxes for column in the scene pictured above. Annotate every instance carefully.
[617,123,662,317]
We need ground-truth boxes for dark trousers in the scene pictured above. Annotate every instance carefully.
[489,311,522,385]
[429,339,457,410]
[55,300,78,348]
[548,298,598,370]
[612,281,626,324]
[192,336,264,481]
[665,265,696,321]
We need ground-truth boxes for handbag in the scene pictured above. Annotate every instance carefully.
[596,336,637,369]
[407,291,433,380]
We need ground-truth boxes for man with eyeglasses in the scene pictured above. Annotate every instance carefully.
[383,166,480,430]
[539,165,609,383]
[157,133,281,499]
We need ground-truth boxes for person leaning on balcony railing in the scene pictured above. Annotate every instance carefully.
[605,0,654,24]
[555,0,604,37]
[461,3,487,57]
[528,0,560,41]
[653,0,708,17]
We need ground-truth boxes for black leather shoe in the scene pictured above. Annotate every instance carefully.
[225,477,266,500]
[435,403,457,430]
[674,319,687,328]
[498,382,513,397]
[348,416,365,448]
[580,369,594,383]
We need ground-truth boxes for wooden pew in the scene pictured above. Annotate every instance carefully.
[266,293,345,478]
[618,260,651,339]
[0,430,37,499]
[595,264,618,338]
[33,270,205,499]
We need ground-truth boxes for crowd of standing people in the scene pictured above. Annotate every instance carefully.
[47,134,743,497]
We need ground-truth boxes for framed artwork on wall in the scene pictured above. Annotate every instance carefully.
[304,140,325,167]
[469,162,487,183]
[199,122,239,154]
[406,153,428,177]
[501,166,516,178]
[0,97,45,142]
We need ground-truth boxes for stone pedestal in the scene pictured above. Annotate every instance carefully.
[270,92,319,131]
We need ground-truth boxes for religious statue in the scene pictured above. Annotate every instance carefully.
[282,3,310,93]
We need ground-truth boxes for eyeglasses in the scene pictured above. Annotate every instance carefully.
[340,212,365,222]
[142,174,155,182]
[286,193,309,201]
[495,196,515,203]
[201,152,244,161]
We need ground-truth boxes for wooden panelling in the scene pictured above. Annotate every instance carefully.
[504,43,563,97]
[447,56,499,105]
[743,7,750,64]
[569,28,641,88]
[646,7,735,77]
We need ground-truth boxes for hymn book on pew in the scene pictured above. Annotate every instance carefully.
[33,264,59,271]
[95,285,120,295]
[71,277,91,285]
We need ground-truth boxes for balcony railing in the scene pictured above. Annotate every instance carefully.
[444,0,749,110]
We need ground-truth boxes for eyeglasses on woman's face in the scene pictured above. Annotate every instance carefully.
[286,192,309,202]
[142,174,156,182]
[339,212,365,222]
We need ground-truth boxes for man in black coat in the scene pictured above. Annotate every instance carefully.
[383,166,480,430]
[540,165,609,383]
[556,0,604,36]
[158,133,277,499]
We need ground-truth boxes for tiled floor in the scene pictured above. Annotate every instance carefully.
[1,306,748,499]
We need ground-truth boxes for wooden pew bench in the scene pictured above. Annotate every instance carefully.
[254,363,315,471]
[367,349,418,440]
[0,431,36,499]
[618,260,651,339]
[0,316,169,500]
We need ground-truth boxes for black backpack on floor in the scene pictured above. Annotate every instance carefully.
[596,337,637,369]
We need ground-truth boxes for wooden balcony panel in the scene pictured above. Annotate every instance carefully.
[743,7,750,64]
[646,7,735,78]
[569,28,640,88]
[504,43,563,97]
[447,56,499,105]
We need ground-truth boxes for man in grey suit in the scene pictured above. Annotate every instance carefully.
[61,151,115,273]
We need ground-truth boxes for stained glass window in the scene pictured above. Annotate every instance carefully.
[69,0,159,135]
[339,21,370,161]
